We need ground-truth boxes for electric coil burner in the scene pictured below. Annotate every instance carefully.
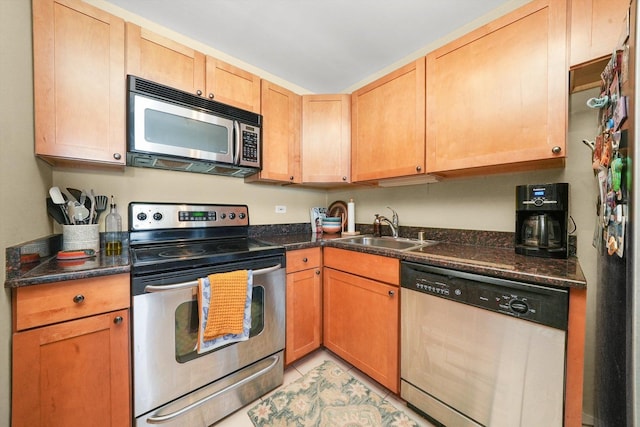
[129,202,286,427]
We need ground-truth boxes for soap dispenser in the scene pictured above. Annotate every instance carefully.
[373,214,382,237]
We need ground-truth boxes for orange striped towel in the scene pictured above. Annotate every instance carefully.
[201,270,249,340]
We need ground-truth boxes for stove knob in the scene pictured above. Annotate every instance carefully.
[137,212,147,221]
[220,213,226,219]
[228,213,236,220]
[153,212,163,221]
[239,212,246,219]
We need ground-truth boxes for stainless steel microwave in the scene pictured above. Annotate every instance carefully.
[126,75,262,177]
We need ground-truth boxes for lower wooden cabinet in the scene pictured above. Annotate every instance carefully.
[285,248,322,364]
[11,274,131,427]
[323,248,399,392]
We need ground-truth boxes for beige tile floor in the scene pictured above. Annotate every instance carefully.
[215,348,436,426]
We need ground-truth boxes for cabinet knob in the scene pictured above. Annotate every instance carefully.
[73,294,85,304]
[302,257,308,262]
[315,270,320,275]
[416,166,422,172]
[289,176,294,181]
[342,176,347,181]
[113,316,123,325]
[208,93,214,99]
[113,153,122,160]
[551,146,562,154]
[388,290,395,297]
[196,89,203,96]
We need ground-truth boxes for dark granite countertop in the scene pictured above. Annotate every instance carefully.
[5,234,130,288]
[256,232,586,290]
[6,227,586,290]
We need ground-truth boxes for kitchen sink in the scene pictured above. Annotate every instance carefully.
[338,235,438,251]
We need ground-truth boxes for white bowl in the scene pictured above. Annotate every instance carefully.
[322,224,342,234]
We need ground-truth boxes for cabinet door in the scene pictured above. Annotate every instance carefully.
[286,268,322,364]
[33,0,125,165]
[323,268,399,392]
[249,80,301,183]
[426,0,567,175]
[351,59,425,182]
[126,22,205,95]
[570,0,629,67]
[301,94,351,183]
[205,57,261,113]
[12,310,131,427]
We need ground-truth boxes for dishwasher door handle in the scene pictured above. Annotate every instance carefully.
[144,264,282,293]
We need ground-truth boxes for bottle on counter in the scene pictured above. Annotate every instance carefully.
[105,195,122,255]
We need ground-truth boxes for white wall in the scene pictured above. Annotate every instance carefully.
[0,2,53,426]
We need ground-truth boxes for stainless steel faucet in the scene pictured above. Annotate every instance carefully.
[373,207,399,238]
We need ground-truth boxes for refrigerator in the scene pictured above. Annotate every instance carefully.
[592,1,638,425]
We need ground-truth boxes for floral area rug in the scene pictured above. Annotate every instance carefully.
[247,360,420,427]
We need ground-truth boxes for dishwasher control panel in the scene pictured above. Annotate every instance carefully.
[401,261,569,330]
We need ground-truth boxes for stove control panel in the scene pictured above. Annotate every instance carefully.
[129,202,249,230]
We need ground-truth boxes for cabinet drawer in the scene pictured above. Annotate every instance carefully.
[13,274,130,331]
[286,247,322,272]
[323,247,399,285]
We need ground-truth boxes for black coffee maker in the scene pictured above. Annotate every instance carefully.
[515,183,569,259]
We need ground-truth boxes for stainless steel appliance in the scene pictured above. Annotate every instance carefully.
[127,76,262,177]
[515,182,569,258]
[401,262,569,427]
[129,202,285,426]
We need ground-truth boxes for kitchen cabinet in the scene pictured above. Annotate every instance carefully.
[126,22,206,95]
[32,0,125,166]
[247,80,301,183]
[351,59,426,182]
[569,0,629,92]
[301,94,351,184]
[570,0,629,67]
[126,24,261,113]
[285,248,322,364]
[11,274,131,427]
[426,0,567,177]
[205,56,261,113]
[323,248,399,392]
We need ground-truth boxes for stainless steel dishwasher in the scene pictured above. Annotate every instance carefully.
[401,261,569,427]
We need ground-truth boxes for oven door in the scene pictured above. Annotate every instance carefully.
[133,260,285,424]
[130,93,235,164]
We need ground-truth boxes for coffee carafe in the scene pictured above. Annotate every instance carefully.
[515,183,568,259]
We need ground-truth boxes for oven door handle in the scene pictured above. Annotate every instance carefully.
[144,264,282,293]
[145,353,281,424]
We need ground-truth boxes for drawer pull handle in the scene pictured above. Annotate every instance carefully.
[114,316,123,325]
[302,257,308,262]
[73,294,85,304]
[388,290,395,297]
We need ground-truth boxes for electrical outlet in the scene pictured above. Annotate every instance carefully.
[275,205,286,213]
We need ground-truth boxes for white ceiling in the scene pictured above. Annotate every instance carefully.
[104,0,517,93]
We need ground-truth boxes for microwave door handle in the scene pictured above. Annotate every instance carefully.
[144,264,282,292]
[233,121,241,165]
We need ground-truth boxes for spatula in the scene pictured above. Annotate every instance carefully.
[94,195,109,224]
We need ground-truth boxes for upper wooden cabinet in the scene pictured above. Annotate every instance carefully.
[247,80,301,184]
[426,0,567,176]
[126,24,260,112]
[205,57,261,113]
[126,22,206,95]
[301,94,351,184]
[351,59,426,182]
[570,0,629,67]
[33,0,125,166]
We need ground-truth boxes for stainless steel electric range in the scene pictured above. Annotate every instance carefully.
[128,202,285,426]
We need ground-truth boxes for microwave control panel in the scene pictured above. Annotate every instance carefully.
[240,123,260,167]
